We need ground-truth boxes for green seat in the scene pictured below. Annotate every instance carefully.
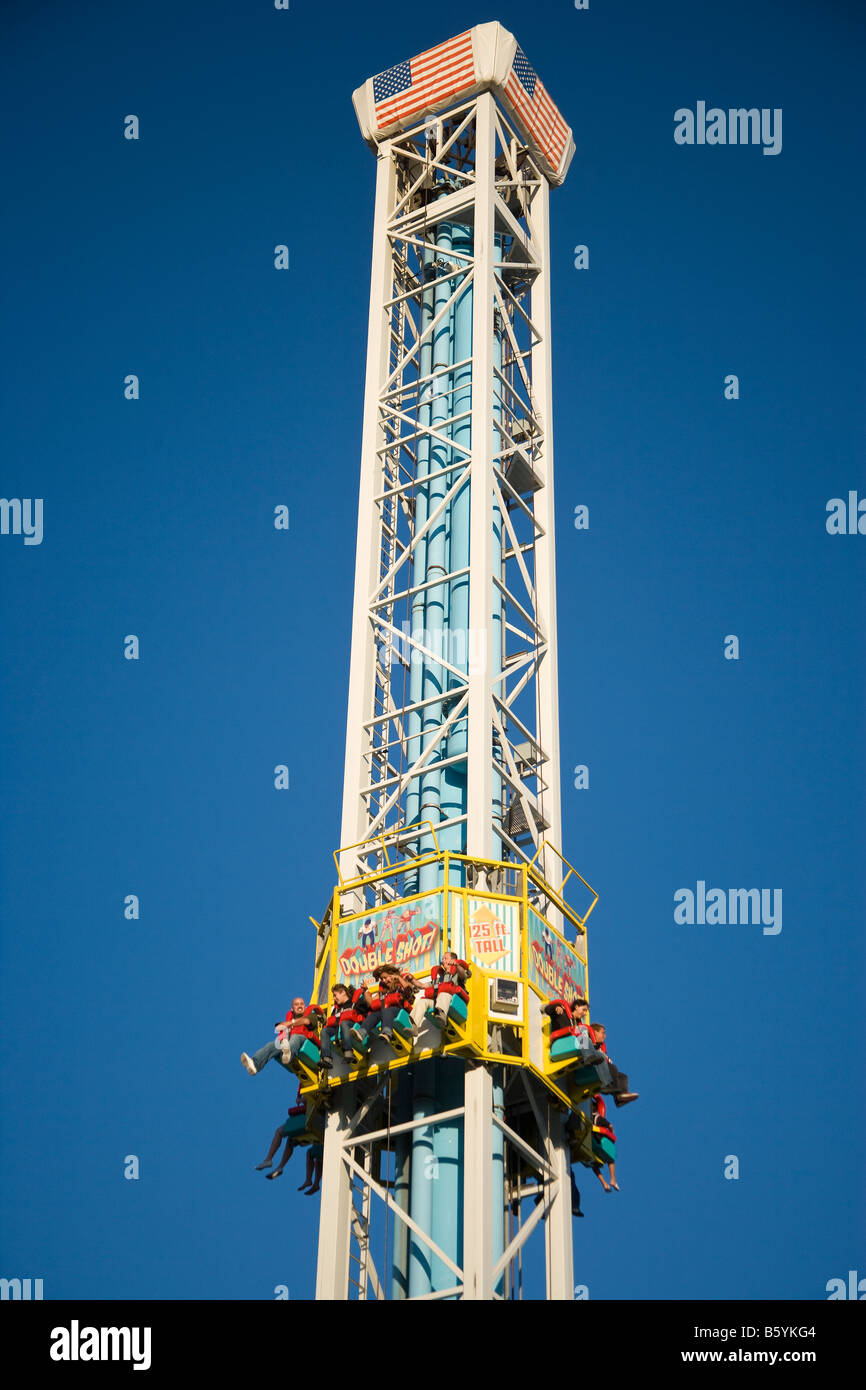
[297,1038,321,1068]
[393,1008,413,1038]
[592,1135,616,1163]
[447,995,468,1025]
[550,1034,583,1062]
[569,1063,606,1096]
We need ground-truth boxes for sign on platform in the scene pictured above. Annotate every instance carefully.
[451,895,521,973]
[527,909,586,1003]
[337,893,441,984]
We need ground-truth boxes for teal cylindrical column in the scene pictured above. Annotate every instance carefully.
[405,239,435,874]
[428,1058,464,1297]
[390,1077,413,1300]
[419,218,455,892]
[440,218,473,869]
[407,1063,437,1297]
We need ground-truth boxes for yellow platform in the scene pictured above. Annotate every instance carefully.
[302,827,599,1113]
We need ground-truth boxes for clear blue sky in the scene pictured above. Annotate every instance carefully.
[1,0,863,1301]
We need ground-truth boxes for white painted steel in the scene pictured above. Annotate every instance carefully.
[462,1065,494,1300]
[322,71,575,1301]
[466,91,497,863]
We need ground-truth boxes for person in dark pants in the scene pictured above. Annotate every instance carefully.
[319,983,359,1067]
[543,995,608,1073]
[587,1020,638,1107]
[357,966,417,1043]
[561,1108,586,1218]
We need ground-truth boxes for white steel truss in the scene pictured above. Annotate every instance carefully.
[319,79,576,1304]
[315,1068,574,1302]
[340,91,564,891]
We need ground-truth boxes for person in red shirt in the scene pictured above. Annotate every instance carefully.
[542,993,604,1060]
[412,951,471,1026]
[320,982,365,1066]
[353,965,418,1045]
[241,997,321,1076]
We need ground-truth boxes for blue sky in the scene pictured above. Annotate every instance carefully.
[1,0,863,1301]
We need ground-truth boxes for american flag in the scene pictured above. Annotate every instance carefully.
[372,30,476,129]
[503,46,568,170]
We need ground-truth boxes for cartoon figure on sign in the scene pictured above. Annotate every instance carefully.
[393,905,419,961]
[359,917,376,950]
[542,922,554,962]
[379,907,398,943]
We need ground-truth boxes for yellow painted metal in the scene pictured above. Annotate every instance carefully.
[338,881,445,927]
[333,820,441,886]
[305,841,597,1110]
[528,840,599,930]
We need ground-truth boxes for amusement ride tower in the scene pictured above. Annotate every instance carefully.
[304,23,602,1301]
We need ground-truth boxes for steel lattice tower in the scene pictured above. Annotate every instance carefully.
[307,24,599,1302]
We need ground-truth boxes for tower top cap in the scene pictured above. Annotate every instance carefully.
[353,21,574,186]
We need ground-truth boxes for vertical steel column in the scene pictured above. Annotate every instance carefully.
[405,236,434,853]
[462,1064,494,1299]
[491,1071,506,1297]
[460,93,506,1300]
[466,92,497,863]
[543,1104,575,1300]
[527,176,563,876]
[339,147,396,863]
[491,235,505,849]
[315,1107,354,1300]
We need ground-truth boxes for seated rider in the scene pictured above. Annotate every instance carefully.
[587,1019,638,1107]
[591,1094,619,1190]
[542,991,604,1061]
[241,997,322,1077]
[255,1082,305,1175]
[413,950,471,1024]
[340,978,375,1055]
[348,969,396,1049]
[297,1143,324,1196]
[356,965,418,1043]
[319,982,363,1069]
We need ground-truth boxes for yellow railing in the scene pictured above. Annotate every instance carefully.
[303,834,598,1110]
[333,820,441,887]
